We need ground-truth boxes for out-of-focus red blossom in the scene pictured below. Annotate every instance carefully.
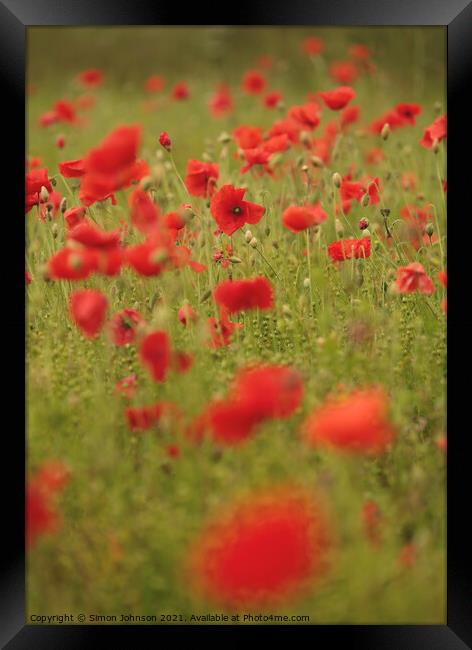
[26,168,52,195]
[239,147,272,175]
[166,444,180,459]
[328,237,371,262]
[108,309,143,346]
[171,82,190,100]
[53,99,77,124]
[79,125,148,205]
[302,36,325,56]
[241,70,266,95]
[64,206,87,229]
[340,176,380,205]
[233,125,263,150]
[267,117,301,144]
[369,110,405,134]
[400,204,432,231]
[436,436,447,452]
[125,401,180,432]
[67,219,122,250]
[395,263,435,295]
[159,131,172,151]
[25,271,32,284]
[207,308,242,349]
[39,190,62,221]
[263,91,283,108]
[362,500,382,547]
[77,69,104,88]
[399,543,416,568]
[341,105,360,129]
[162,210,186,231]
[128,186,160,234]
[171,350,193,374]
[256,54,273,69]
[185,160,219,197]
[319,86,356,111]
[302,387,395,454]
[288,102,320,130]
[58,159,86,178]
[178,304,197,326]
[139,331,171,382]
[420,114,447,149]
[365,148,385,165]
[115,374,137,400]
[395,103,422,125]
[214,277,274,313]
[69,289,108,339]
[26,461,69,548]
[47,247,97,280]
[349,44,371,60]
[75,94,96,110]
[401,172,417,191]
[209,84,234,117]
[56,135,66,149]
[210,184,265,236]
[282,203,327,233]
[145,75,165,93]
[27,156,43,169]
[329,61,359,85]
[186,485,331,608]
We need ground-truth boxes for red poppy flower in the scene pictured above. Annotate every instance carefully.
[56,135,66,149]
[185,160,219,197]
[349,44,371,60]
[26,168,52,195]
[187,485,331,608]
[67,220,121,250]
[241,70,266,95]
[171,82,190,100]
[302,387,395,454]
[199,399,262,446]
[77,69,104,88]
[159,131,172,151]
[340,177,380,205]
[420,114,447,149]
[214,277,274,313]
[282,203,327,233]
[171,350,193,374]
[233,125,263,150]
[47,247,98,280]
[329,61,359,85]
[395,262,435,294]
[162,210,186,231]
[369,110,405,134]
[125,233,177,277]
[340,105,360,129]
[302,37,325,56]
[239,147,272,175]
[178,304,197,326]
[395,103,422,125]
[26,462,69,550]
[108,309,143,346]
[209,84,234,117]
[263,134,291,154]
[319,86,356,111]
[145,75,165,93]
[58,159,86,178]
[125,401,179,431]
[210,184,265,236]
[128,186,160,234]
[232,365,304,419]
[69,289,108,339]
[115,374,137,399]
[54,99,77,124]
[34,460,70,495]
[328,237,371,262]
[207,308,242,348]
[38,110,59,127]
[267,118,301,144]
[263,91,283,109]
[139,331,171,382]
[288,102,320,131]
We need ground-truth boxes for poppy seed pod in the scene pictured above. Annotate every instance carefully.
[218,132,231,144]
[301,165,309,173]
[381,123,390,140]
[425,223,434,237]
[335,219,344,236]
[303,278,311,288]
[40,186,49,202]
[60,197,68,213]
[299,131,311,146]
[361,193,370,207]
[249,237,258,248]
[244,230,253,243]
[311,156,324,168]
[432,139,440,154]
[332,172,342,188]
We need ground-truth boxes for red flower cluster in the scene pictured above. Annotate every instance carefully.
[214,277,274,313]
[69,289,108,339]
[27,461,70,547]
[282,203,327,233]
[328,237,371,262]
[395,262,435,295]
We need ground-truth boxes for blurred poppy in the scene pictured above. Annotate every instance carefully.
[395,262,434,294]
[139,331,171,382]
[69,289,108,339]
[328,237,371,262]
[214,277,274,313]
[185,160,219,197]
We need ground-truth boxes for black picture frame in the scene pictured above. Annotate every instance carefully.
[2,0,469,646]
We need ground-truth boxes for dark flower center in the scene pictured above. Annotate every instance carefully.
[232,206,243,216]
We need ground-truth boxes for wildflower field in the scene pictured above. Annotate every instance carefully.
[26,27,446,624]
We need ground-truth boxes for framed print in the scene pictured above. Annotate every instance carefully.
[1,0,469,646]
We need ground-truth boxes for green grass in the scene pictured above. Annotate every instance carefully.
[26,27,445,624]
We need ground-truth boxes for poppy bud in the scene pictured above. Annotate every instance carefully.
[335,218,344,236]
[218,131,232,144]
[361,193,370,207]
[361,229,371,237]
[249,237,258,248]
[359,218,369,230]
[202,152,212,162]
[229,256,242,264]
[277,101,286,112]
[244,230,253,243]
[425,223,434,237]
[56,135,65,149]
[299,131,311,145]
[60,197,68,213]
[296,155,305,168]
[282,304,291,316]
[265,226,271,236]
[381,123,390,140]
[301,165,309,173]
[159,131,172,152]
[332,172,342,188]
[303,278,310,288]
[140,175,154,191]
[432,139,440,154]
[434,101,442,115]
[200,289,212,303]
[311,156,324,168]
[51,224,58,238]
[40,186,49,202]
